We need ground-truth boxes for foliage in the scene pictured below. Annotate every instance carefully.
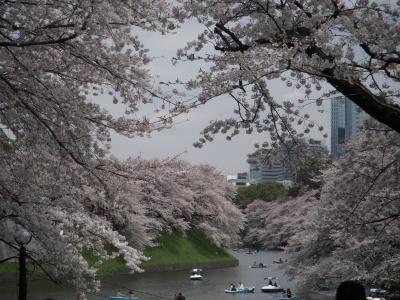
[172,0,400,152]
[234,181,286,207]
[244,190,318,250]
[295,157,328,190]
[0,154,243,294]
[0,0,244,296]
[288,123,400,291]
[0,0,179,295]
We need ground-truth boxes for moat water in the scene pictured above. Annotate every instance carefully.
[0,250,334,300]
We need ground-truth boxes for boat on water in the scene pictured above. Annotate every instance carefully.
[367,287,387,300]
[261,277,285,293]
[249,262,267,268]
[279,297,296,300]
[224,287,255,294]
[273,258,285,264]
[190,268,203,280]
[261,284,285,293]
[368,288,387,294]
[109,297,140,300]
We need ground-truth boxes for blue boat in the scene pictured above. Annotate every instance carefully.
[368,288,387,294]
[224,287,255,294]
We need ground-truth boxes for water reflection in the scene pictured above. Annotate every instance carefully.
[0,250,335,300]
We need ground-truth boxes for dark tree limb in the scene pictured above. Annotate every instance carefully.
[322,68,400,133]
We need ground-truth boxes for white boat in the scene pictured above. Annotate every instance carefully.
[367,297,385,300]
[224,287,255,294]
[261,277,285,293]
[190,274,203,280]
[190,268,203,280]
[261,284,285,293]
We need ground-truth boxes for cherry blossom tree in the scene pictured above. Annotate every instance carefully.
[108,158,244,247]
[0,150,243,294]
[0,1,243,296]
[243,124,400,291]
[287,123,400,291]
[0,1,177,294]
[244,190,318,250]
[173,0,400,150]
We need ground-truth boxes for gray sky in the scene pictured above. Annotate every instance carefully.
[108,21,331,175]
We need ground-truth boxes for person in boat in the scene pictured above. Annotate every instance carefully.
[238,282,244,289]
[286,288,292,298]
[127,290,136,299]
[279,258,283,263]
[230,284,237,291]
[335,281,366,300]
[273,282,278,287]
[175,292,185,300]
[252,261,257,267]
[259,262,264,267]
[268,279,273,286]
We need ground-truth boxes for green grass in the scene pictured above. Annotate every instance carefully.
[0,261,18,276]
[0,230,236,276]
[140,229,237,268]
[84,249,127,276]
[0,261,43,276]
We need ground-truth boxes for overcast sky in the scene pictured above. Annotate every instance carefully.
[107,21,331,176]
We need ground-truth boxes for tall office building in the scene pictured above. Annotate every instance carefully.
[248,139,328,184]
[248,151,296,183]
[331,96,369,157]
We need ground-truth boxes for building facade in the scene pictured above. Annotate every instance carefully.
[331,96,369,157]
[248,139,328,184]
[227,172,250,187]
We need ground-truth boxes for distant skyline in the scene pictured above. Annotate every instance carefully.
[107,21,331,175]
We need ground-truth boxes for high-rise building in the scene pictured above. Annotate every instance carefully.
[331,96,369,157]
[248,139,328,184]
[227,172,250,187]
[248,151,295,183]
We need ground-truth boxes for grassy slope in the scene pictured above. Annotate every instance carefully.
[0,230,236,276]
[141,230,236,268]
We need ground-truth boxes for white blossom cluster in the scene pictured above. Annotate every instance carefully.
[288,124,400,290]
[172,0,400,151]
[242,124,400,290]
[0,151,243,294]
[244,190,318,250]
[0,1,242,296]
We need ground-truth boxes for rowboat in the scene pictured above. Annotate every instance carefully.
[190,268,203,280]
[109,296,140,300]
[224,287,255,294]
